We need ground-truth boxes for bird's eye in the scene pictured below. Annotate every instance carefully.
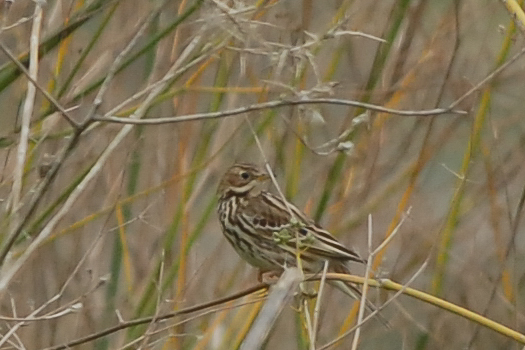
[240,172,250,180]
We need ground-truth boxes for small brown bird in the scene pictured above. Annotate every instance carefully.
[216,163,369,300]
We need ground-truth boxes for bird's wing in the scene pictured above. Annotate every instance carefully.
[240,191,364,264]
[292,224,365,264]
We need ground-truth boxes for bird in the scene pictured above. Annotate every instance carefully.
[216,163,373,303]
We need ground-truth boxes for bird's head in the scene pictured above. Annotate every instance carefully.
[217,163,270,197]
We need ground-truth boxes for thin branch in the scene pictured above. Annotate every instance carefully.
[94,97,466,125]
[318,262,429,350]
[371,208,410,256]
[0,303,82,322]
[0,42,79,129]
[303,297,314,348]
[467,176,525,347]
[42,268,525,350]
[448,45,525,110]
[0,293,60,347]
[118,297,267,349]
[240,268,302,350]
[9,2,43,227]
[351,215,374,350]
[315,271,525,347]
[311,260,329,349]
[500,0,525,32]
[0,36,212,291]
[82,0,167,125]
[137,250,167,350]
[244,116,295,217]
[0,132,82,266]
[45,284,268,350]
[90,43,525,128]
[244,115,310,274]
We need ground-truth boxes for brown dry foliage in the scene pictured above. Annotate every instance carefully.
[0,0,523,349]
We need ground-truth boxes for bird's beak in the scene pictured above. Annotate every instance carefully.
[257,173,271,182]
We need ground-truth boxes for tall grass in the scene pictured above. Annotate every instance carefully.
[0,0,524,349]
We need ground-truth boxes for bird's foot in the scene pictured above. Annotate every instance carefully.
[258,270,281,285]
[299,282,317,299]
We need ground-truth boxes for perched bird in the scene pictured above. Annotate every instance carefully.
[216,163,370,301]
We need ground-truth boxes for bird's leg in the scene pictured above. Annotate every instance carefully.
[258,269,281,284]
[291,282,317,312]
[257,269,266,282]
[299,281,318,298]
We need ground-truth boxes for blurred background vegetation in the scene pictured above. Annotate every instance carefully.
[0,0,524,349]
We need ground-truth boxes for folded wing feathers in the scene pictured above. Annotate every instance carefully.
[254,191,364,264]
